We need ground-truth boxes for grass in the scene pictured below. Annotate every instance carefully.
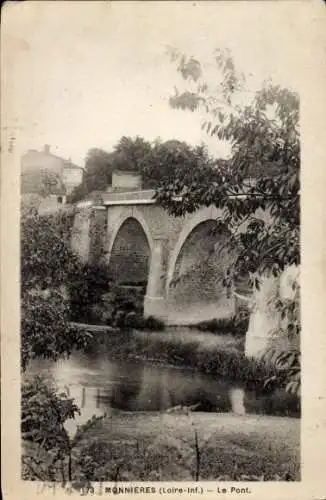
[22,398,300,482]
[73,411,300,481]
[81,326,277,391]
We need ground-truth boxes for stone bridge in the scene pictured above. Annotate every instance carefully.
[70,172,298,359]
[71,187,240,325]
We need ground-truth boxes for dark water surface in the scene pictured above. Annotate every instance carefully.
[27,345,300,430]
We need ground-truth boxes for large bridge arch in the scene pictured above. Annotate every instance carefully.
[166,206,236,324]
[108,213,153,287]
[166,206,223,293]
[107,207,154,260]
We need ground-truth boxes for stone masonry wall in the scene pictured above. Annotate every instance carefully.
[71,207,92,263]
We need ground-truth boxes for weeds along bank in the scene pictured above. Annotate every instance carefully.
[75,325,296,406]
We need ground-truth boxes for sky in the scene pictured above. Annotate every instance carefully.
[4,1,304,166]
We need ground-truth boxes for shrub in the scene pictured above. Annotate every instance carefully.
[21,289,92,370]
[90,302,113,325]
[195,314,249,336]
[67,263,113,323]
[22,375,109,482]
[113,313,166,332]
[119,311,143,329]
[21,375,79,449]
[142,316,166,331]
[106,286,149,328]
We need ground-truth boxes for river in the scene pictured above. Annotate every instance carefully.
[26,338,300,435]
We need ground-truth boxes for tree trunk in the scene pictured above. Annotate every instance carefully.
[245,266,299,359]
[68,450,72,482]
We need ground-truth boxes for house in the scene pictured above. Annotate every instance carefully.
[21,145,84,214]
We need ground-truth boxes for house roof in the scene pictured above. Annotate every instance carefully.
[22,147,83,171]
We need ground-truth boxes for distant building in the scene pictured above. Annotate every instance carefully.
[21,145,84,214]
[109,170,143,192]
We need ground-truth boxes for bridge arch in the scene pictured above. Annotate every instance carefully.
[107,208,154,259]
[166,206,223,293]
[108,212,153,287]
[166,206,235,324]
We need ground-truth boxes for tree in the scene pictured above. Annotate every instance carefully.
[114,135,152,173]
[68,148,115,203]
[159,47,300,393]
[68,140,153,203]
[159,47,299,277]
[21,210,90,370]
[21,210,78,291]
[114,136,214,190]
[142,139,215,189]
[68,136,214,201]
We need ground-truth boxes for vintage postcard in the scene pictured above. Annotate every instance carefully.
[1,1,326,499]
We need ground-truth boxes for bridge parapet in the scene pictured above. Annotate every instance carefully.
[102,190,156,205]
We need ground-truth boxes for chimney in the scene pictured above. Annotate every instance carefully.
[44,144,50,154]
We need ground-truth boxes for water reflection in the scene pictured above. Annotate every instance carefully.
[27,351,299,427]
[229,388,246,415]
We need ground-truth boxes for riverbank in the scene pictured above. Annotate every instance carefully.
[72,410,300,481]
[63,324,301,417]
[79,325,282,394]
[22,326,300,482]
